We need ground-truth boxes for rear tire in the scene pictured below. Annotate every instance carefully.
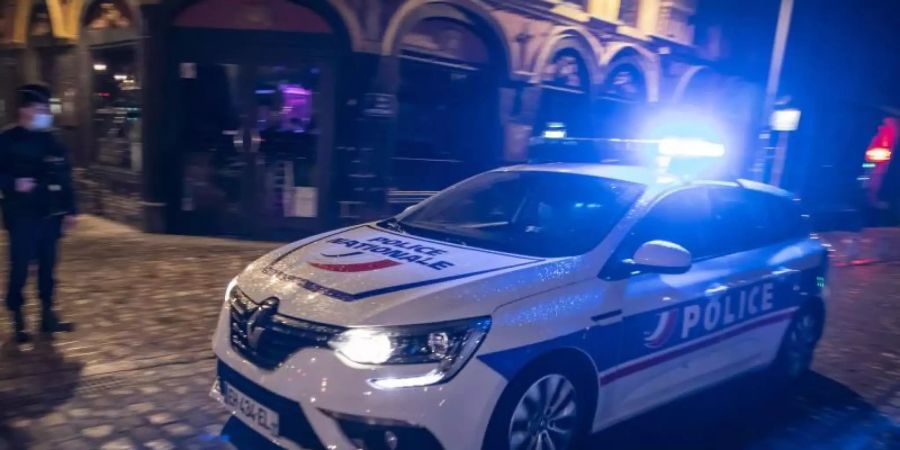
[483,362,592,450]
[770,301,824,383]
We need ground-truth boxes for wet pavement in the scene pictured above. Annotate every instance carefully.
[0,217,898,450]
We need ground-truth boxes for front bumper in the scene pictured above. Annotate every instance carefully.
[211,304,507,450]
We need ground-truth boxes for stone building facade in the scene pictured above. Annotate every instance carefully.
[0,0,758,237]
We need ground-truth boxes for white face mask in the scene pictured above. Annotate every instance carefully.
[30,113,53,131]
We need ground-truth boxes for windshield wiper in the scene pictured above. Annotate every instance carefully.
[398,221,476,247]
[379,217,406,233]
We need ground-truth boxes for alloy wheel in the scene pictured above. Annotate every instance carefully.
[508,374,579,450]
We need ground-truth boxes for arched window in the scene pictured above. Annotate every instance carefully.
[595,61,648,139]
[85,0,134,30]
[536,48,591,136]
[619,0,640,27]
[603,64,646,102]
[29,4,52,37]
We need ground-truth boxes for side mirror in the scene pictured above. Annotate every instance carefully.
[628,240,692,274]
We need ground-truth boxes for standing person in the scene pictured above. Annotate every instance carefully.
[0,84,78,343]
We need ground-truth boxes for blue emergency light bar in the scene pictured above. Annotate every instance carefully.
[528,134,728,178]
[529,136,656,164]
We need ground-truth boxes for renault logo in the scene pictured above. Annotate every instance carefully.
[246,298,279,350]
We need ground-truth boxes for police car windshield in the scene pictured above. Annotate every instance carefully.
[390,171,645,257]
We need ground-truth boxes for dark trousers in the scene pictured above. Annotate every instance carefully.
[4,215,62,312]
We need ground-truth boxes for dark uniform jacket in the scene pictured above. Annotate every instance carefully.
[0,126,77,228]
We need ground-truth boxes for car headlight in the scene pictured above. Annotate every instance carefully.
[225,279,258,313]
[225,278,238,303]
[329,317,491,388]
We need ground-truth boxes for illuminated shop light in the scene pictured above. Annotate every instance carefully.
[543,122,567,139]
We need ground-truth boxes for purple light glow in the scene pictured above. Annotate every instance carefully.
[279,83,312,131]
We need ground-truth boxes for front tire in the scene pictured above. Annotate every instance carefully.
[483,364,591,450]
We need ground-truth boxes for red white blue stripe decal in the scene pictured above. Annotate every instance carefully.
[599,308,795,384]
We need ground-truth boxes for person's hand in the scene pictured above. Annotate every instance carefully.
[64,215,78,231]
[14,177,36,193]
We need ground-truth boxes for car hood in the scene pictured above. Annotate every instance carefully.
[235,224,584,326]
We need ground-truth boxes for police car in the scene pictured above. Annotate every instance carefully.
[211,138,828,450]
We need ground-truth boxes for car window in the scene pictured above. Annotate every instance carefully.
[756,193,811,242]
[617,187,713,261]
[392,171,646,257]
[708,187,810,254]
[707,187,766,255]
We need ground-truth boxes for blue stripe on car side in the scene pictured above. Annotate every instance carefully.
[479,271,810,382]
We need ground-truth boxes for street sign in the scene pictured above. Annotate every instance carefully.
[770,108,801,131]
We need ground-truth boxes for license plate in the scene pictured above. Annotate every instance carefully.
[220,381,280,438]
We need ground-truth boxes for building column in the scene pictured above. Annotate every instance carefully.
[499,82,542,162]
[138,3,167,232]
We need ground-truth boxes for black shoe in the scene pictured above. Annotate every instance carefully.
[14,329,30,343]
[40,311,74,333]
[11,309,29,343]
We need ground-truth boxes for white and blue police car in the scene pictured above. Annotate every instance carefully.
[211,139,829,450]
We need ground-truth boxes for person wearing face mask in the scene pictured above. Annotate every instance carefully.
[0,84,78,343]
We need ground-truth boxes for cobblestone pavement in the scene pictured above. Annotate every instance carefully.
[0,217,897,450]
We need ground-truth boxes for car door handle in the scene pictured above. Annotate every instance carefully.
[704,285,729,297]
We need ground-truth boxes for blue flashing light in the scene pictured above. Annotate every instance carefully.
[658,137,725,158]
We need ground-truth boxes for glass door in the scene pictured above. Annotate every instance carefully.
[175,58,327,237]
[177,61,251,235]
[251,63,324,227]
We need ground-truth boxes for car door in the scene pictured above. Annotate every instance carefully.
[601,186,726,420]
[699,187,811,377]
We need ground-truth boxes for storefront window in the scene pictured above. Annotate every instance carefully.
[92,46,141,171]
[177,61,323,235]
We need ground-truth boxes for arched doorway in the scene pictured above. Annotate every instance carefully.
[595,53,649,139]
[169,0,345,237]
[535,45,592,137]
[390,8,506,210]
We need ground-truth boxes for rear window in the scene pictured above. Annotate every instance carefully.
[708,187,810,254]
